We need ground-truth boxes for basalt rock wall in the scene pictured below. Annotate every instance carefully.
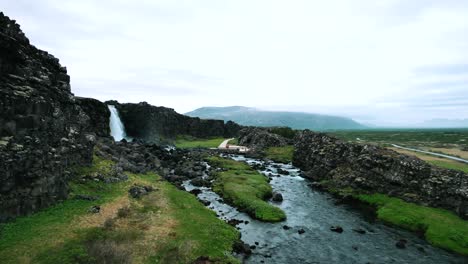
[76,97,111,137]
[293,130,468,219]
[111,101,242,143]
[0,13,95,221]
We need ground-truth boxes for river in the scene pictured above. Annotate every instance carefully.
[183,155,467,264]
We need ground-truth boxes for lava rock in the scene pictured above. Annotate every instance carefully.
[189,189,202,196]
[352,228,366,234]
[89,205,101,214]
[129,185,154,198]
[272,192,284,202]
[233,241,252,256]
[330,226,344,233]
[396,239,407,249]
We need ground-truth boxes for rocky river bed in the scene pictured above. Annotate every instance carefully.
[184,155,467,264]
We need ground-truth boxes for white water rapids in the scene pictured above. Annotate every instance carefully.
[108,105,129,141]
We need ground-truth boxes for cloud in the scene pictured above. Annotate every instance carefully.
[1,0,467,126]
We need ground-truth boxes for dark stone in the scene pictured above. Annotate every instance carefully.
[330,226,344,233]
[238,127,290,151]
[129,185,154,198]
[272,192,283,202]
[189,189,202,196]
[233,241,252,256]
[89,205,100,214]
[298,229,305,234]
[0,12,95,221]
[227,219,243,226]
[396,239,407,249]
[282,225,291,230]
[352,228,366,234]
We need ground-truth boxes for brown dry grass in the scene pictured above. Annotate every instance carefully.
[388,147,450,162]
[76,196,130,229]
[425,147,468,160]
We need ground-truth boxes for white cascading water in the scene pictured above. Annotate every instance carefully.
[108,105,128,141]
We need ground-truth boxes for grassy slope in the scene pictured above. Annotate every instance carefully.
[208,156,286,222]
[175,135,225,149]
[0,155,239,264]
[325,184,468,255]
[357,194,468,255]
[265,146,294,163]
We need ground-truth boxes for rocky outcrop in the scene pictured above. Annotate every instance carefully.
[111,101,242,143]
[0,13,95,221]
[76,97,110,137]
[238,127,289,150]
[293,130,468,219]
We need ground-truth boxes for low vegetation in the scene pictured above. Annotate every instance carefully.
[323,182,468,256]
[265,146,294,163]
[357,193,468,255]
[330,128,468,148]
[0,154,240,263]
[227,138,239,145]
[269,127,298,139]
[208,156,286,222]
[175,135,225,149]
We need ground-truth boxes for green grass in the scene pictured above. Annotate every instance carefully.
[150,182,240,263]
[227,138,239,145]
[175,135,225,149]
[356,193,468,255]
[427,160,468,173]
[208,156,286,222]
[0,154,240,263]
[265,146,294,163]
[330,128,468,148]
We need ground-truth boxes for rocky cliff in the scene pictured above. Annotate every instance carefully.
[111,101,242,143]
[238,127,290,150]
[293,130,468,219]
[76,97,111,137]
[0,13,95,221]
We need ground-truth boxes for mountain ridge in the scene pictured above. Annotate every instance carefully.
[186,106,366,130]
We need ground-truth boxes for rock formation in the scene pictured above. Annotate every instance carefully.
[0,12,95,221]
[238,127,290,150]
[76,97,111,137]
[293,130,468,219]
[111,101,242,143]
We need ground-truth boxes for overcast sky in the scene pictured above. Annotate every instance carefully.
[2,0,468,126]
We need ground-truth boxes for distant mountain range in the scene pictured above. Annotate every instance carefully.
[185,106,366,130]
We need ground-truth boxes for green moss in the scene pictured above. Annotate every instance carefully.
[265,146,294,163]
[208,156,286,222]
[357,193,468,255]
[175,135,225,149]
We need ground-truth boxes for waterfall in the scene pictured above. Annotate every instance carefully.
[108,105,128,141]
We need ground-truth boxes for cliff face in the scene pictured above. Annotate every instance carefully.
[76,97,111,137]
[0,13,95,221]
[293,130,468,219]
[111,102,242,143]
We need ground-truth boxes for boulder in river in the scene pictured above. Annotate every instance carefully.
[272,192,284,202]
[330,226,344,233]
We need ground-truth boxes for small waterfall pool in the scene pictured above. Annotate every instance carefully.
[108,105,131,141]
[184,155,467,264]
